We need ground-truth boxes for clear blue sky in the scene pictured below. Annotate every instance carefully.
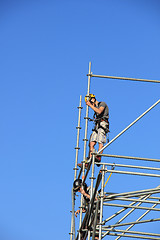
[0,1,160,239]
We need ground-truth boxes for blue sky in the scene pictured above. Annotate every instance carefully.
[0,1,160,239]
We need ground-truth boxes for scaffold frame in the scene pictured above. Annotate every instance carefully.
[70,62,160,240]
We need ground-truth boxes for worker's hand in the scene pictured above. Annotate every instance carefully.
[75,209,80,217]
[86,100,92,107]
[79,188,86,195]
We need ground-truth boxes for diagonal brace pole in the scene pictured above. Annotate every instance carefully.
[97,99,160,154]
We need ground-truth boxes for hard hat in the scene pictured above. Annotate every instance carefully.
[73,179,82,191]
[85,93,96,103]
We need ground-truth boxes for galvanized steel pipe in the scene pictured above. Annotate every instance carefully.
[97,99,160,154]
[99,153,160,163]
[74,95,82,180]
[90,73,160,84]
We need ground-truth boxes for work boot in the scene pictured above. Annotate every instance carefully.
[78,162,88,169]
[95,156,101,167]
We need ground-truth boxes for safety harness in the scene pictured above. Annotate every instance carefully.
[91,102,109,134]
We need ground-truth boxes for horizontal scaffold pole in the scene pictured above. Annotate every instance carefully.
[103,217,160,228]
[104,196,160,205]
[103,202,160,212]
[106,169,160,178]
[101,228,160,237]
[88,73,160,84]
[99,153,160,163]
[104,186,160,199]
[117,190,160,199]
[149,196,160,200]
[101,231,160,240]
[100,162,160,171]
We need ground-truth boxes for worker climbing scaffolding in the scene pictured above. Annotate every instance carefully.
[73,178,93,218]
[73,176,101,240]
[78,93,109,168]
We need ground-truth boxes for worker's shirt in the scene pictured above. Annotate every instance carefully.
[82,187,99,211]
[95,101,109,120]
[82,187,90,211]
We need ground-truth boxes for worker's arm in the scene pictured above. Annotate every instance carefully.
[75,208,86,217]
[79,188,90,199]
[75,209,80,217]
[79,187,99,203]
[86,101,104,115]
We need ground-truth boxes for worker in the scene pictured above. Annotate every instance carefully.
[73,178,100,240]
[87,94,109,164]
[79,94,109,169]
[73,178,90,217]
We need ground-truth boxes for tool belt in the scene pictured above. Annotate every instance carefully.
[92,118,109,133]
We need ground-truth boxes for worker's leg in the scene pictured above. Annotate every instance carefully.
[96,122,107,163]
[96,141,105,163]
[89,141,96,158]
[98,143,104,155]
[89,128,98,159]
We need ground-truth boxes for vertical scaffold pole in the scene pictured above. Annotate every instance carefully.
[74,95,82,180]
[99,165,105,240]
[79,62,92,240]
[70,188,76,240]
[88,150,96,240]
[70,96,82,240]
[90,150,96,202]
[82,61,92,176]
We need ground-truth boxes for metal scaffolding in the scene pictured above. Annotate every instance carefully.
[70,62,160,240]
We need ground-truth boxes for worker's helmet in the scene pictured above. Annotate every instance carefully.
[85,93,96,103]
[73,179,88,192]
[73,179,82,191]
